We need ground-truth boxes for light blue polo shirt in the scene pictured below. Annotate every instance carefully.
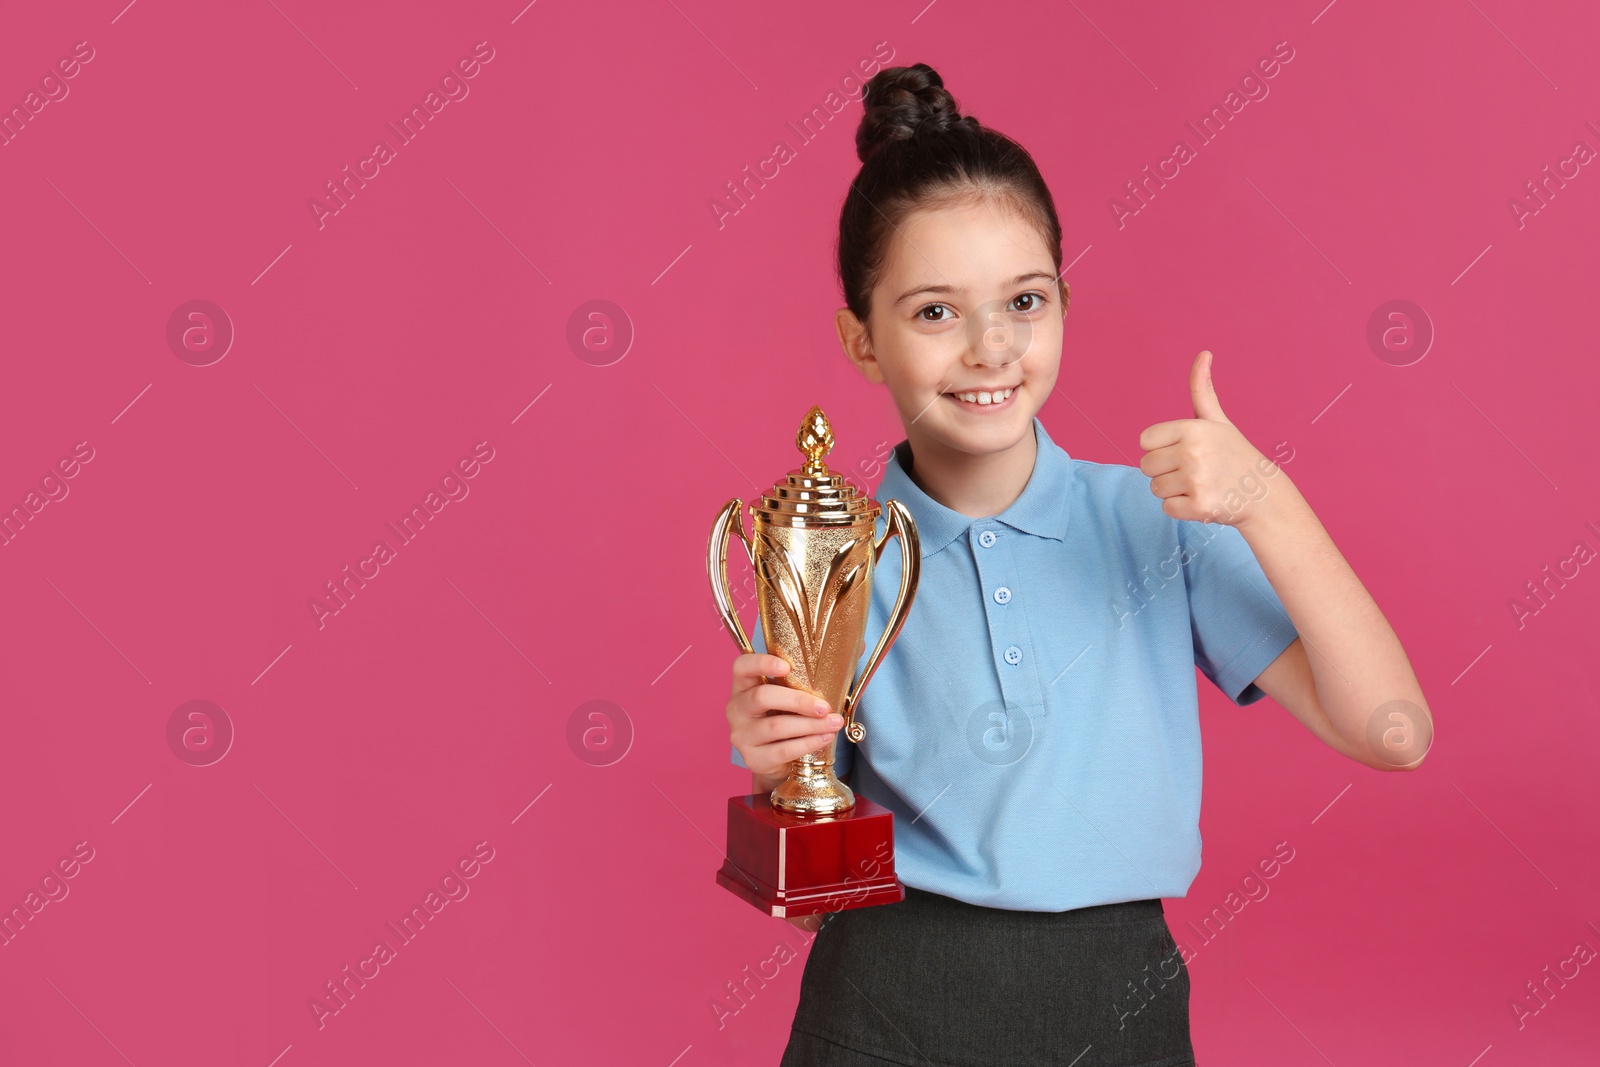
[731,415,1299,912]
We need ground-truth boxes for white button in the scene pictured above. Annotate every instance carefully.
[994,586,1011,605]
[978,530,997,548]
[1003,645,1022,665]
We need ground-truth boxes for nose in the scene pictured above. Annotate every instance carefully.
[963,298,1034,368]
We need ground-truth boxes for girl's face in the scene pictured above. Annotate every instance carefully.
[837,196,1065,461]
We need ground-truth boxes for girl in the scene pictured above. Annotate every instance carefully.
[725,62,1432,1067]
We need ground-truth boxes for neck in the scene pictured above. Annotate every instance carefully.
[901,421,1039,519]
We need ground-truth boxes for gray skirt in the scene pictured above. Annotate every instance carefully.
[780,886,1196,1067]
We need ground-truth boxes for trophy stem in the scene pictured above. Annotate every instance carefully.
[769,734,856,815]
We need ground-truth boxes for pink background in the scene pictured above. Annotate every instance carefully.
[2,0,1598,1064]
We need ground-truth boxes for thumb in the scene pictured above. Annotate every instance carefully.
[1190,349,1229,422]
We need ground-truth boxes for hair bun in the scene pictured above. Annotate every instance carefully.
[855,63,976,163]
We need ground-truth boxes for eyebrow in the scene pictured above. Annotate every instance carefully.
[893,271,1060,307]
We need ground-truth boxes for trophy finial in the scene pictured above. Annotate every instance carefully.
[797,406,835,475]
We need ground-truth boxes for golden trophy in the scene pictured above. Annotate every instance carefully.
[707,405,920,916]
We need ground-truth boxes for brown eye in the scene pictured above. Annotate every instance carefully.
[918,304,950,322]
[1011,292,1045,313]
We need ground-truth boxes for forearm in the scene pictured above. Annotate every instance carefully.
[1234,472,1433,761]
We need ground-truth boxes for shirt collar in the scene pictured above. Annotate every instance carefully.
[874,416,1074,558]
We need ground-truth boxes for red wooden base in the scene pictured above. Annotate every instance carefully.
[716,793,904,918]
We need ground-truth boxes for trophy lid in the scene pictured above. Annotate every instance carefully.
[751,406,880,528]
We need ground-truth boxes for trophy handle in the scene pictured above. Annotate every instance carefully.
[708,498,756,655]
[839,499,920,743]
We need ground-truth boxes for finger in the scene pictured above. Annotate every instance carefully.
[732,682,831,722]
[1137,419,1188,453]
[731,653,791,690]
[1161,495,1210,524]
[733,652,791,680]
[755,710,844,746]
[1138,442,1182,478]
[758,730,838,767]
[1190,349,1229,423]
[1148,470,1189,499]
[760,682,833,718]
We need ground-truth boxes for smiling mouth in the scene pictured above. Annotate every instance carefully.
[943,384,1018,407]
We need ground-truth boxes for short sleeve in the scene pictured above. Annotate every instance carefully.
[728,615,856,778]
[1180,519,1299,705]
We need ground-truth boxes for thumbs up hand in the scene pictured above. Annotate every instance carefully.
[1138,350,1273,528]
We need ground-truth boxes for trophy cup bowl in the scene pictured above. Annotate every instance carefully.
[707,405,920,917]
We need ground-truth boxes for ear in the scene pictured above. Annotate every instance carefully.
[836,307,884,384]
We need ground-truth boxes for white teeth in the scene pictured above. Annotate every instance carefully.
[952,387,1013,404]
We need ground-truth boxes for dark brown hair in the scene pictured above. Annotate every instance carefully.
[839,63,1065,326]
